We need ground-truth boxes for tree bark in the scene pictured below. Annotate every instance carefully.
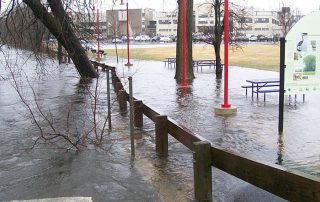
[23,0,98,78]
[175,0,195,83]
[213,0,223,79]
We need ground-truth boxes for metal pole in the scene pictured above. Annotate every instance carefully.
[181,0,187,86]
[128,76,135,157]
[97,9,100,62]
[278,37,286,133]
[125,2,133,66]
[222,0,231,108]
[107,68,112,130]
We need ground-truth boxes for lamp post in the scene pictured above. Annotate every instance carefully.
[214,0,237,116]
[181,0,187,87]
[121,0,132,66]
[96,9,100,62]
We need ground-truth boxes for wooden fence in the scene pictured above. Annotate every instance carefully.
[94,62,320,202]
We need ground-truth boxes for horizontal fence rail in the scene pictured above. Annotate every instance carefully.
[93,61,320,202]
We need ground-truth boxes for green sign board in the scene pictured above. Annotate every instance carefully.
[285,12,320,94]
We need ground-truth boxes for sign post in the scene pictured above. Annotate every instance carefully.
[279,38,286,133]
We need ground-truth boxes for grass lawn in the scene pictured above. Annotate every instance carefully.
[104,44,280,72]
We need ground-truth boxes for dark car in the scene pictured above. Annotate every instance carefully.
[151,36,160,42]
[257,35,267,42]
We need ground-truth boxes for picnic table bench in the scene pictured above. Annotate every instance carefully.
[164,58,223,71]
[193,59,216,71]
[164,57,176,67]
[243,78,280,101]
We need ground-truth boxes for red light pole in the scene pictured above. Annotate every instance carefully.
[214,0,237,115]
[125,2,132,66]
[96,9,101,62]
[222,0,230,108]
[120,0,132,66]
[181,0,187,86]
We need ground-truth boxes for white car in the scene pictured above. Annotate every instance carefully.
[112,38,122,43]
[249,35,258,41]
[159,36,172,43]
[135,35,151,42]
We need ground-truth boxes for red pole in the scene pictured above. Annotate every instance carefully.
[97,9,100,62]
[221,0,231,108]
[125,2,132,66]
[181,0,187,86]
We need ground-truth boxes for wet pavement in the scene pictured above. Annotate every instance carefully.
[0,48,319,201]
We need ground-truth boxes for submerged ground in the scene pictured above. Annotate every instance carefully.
[0,47,319,201]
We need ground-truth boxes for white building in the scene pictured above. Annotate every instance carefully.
[194,4,215,33]
[156,11,178,36]
[240,10,282,37]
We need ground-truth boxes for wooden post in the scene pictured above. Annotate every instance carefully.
[106,68,112,130]
[134,100,143,128]
[118,90,127,112]
[129,77,135,157]
[193,141,212,202]
[155,115,168,156]
[115,82,123,94]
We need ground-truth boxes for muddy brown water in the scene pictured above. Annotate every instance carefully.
[0,49,319,201]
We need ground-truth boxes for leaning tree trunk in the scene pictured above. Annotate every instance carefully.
[175,0,194,83]
[23,0,98,78]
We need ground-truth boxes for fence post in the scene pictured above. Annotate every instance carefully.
[134,100,144,128]
[193,141,212,202]
[118,90,127,113]
[155,115,168,157]
[106,68,112,130]
[128,77,135,157]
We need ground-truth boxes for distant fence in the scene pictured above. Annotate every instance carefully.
[93,61,320,202]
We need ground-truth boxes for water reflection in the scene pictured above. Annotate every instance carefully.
[276,133,284,165]
[215,78,222,97]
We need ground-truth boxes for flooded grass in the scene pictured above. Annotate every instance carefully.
[104,44,280,71]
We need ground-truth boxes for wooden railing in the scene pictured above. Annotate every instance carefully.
[94,62,320,202]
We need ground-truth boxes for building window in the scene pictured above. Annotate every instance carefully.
[255,28,262,31]
[254,18,270,23]
[198,14,208,18]
[198,21,207,24]
[173,20,178,24]
[158,20,172,24]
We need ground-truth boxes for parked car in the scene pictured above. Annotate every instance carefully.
[169,35,177,42]
[159,36,172,43]
[121,35,134,42]
[249,35,258,41]
[112,38,122,43]
[135,35,151,42]
[234,35,249,42]
[151,36,160,42]
[256,35,266,42]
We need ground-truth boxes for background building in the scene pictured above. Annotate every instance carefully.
[155,11,178,36]
[106,8,155,39]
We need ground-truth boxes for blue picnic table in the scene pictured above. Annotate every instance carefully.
[244,78,280,101]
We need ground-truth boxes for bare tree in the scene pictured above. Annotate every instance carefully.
[0,0,98,78]
[198,0,247,79]
[278,6,302,37]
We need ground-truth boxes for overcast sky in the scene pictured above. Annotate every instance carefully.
[103,0,320,14]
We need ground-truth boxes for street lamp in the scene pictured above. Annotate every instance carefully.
[214,0,237,115]
[120,0,132,66]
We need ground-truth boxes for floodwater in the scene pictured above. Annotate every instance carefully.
[0,47,319,201]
